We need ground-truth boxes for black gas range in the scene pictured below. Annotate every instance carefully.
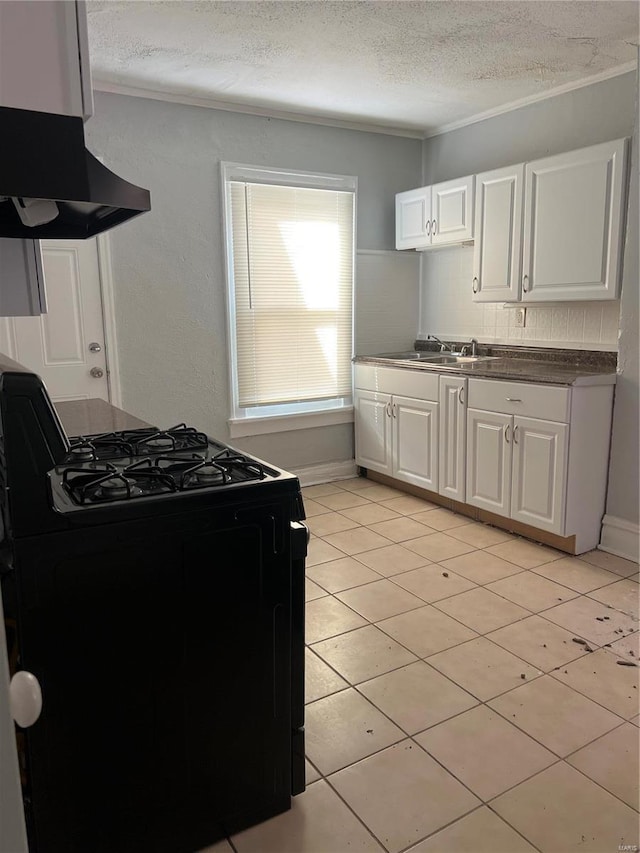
[0,356,307,853]
[53,423,291,515]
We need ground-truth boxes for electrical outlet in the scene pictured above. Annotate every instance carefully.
[515,307,527,328]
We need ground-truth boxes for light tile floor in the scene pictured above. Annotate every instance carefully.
[206,477,640,853]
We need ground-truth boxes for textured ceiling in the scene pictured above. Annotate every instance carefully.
[87,0,639,135]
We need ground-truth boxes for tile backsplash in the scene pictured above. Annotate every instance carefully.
[419,248,620,350]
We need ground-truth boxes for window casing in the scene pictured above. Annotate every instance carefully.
[222,164,356,435]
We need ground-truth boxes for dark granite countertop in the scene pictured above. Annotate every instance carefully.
[354,347,617,387]
[55,398,153,438]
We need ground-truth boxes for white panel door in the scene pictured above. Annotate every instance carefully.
[392,395,438,490]
[354,389,393,475]
[431,175,474,246]
[395,186,431,250]
[0,240,109,402]
[473,164,524,302]
[511,416,568,534]
[438,376,467,501]
[522,138,627,301]
[466,408,512,516]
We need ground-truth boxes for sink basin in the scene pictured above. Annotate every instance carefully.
[415,354,499,364]
[375,351,426,360]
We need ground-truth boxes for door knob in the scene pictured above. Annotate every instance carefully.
[90,367,104,378]
[89,342,102,353]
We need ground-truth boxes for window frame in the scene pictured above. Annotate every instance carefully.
[221,162,357,437]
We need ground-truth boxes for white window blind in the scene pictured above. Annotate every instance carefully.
[229,180,354,410]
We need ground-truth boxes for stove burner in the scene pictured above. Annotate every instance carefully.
[66,441,97,463]
[98,477,137,499]
[194,464,226,485]
[144,436,175,450]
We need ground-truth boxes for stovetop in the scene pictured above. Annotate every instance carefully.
[51,424,285,510]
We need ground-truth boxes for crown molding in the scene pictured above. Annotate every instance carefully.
[423,61,638,139]
[92,60,637,141]
[90,79,424,139]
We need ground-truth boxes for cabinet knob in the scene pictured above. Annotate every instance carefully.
[522,274,529,293]
[504,423,511,444]
[432,219,437,235]
[513,425,519,444]
[458,386,465,405]
[472,276,478,294]
[426,219,431,236]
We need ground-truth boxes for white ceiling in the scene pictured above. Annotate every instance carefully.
[87,0,639,136]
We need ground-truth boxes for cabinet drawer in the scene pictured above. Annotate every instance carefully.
[468,378,570,422]
[354,365,439,400]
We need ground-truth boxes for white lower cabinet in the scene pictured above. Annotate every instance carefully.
[393,395,438,490]
[467,409,568,534]
[466,408,512,517]
[354,365,439,490]
[438,375,467,501]
[353,389,393,476]
[354,388,438,490]
[355,365,614,553]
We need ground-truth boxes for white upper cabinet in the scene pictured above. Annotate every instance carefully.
[521,138,627,302]
[396,176,474,250]
[0,0,93,120]
[0,240,47,317]
[430,176,474,246]
[472,164,525,303]
[395,187,431,250]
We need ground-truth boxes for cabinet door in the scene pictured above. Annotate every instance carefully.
[395,186,431,250]
[438,376,467,501]
[431,175,474,245]
[392,395,438,490]
[466,409,511,516]
[0,1,93,120]
[0,239,47,316]
[473,164,524,302]
[511,416,568,534]
[522,138,627,301]
[354,389,393,475]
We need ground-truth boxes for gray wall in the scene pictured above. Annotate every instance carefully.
[422,70,639,535]
[605,70,639,534]
[86,93,422,469]
[423,72,637,182]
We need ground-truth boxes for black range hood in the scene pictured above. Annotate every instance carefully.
[0,106,150,239]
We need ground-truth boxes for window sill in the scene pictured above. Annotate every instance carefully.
[229,407,354,438]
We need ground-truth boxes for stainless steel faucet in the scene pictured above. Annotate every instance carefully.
[427,334,455,353]
[460,338,479,357]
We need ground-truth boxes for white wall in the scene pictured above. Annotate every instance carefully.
[86,93,422,470]
[419,248,621,350]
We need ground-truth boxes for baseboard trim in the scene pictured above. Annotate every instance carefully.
[599,514,640,562]
[292,459,357,487]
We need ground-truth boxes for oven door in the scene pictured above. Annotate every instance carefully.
[6,499,295,853]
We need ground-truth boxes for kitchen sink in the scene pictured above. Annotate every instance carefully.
[415,354,500,364]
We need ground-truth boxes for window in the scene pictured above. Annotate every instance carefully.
[222,164,356,437]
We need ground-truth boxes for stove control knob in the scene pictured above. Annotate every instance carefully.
[89,342,102,353]
[90,367,104,378]
[10,671,42,728]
